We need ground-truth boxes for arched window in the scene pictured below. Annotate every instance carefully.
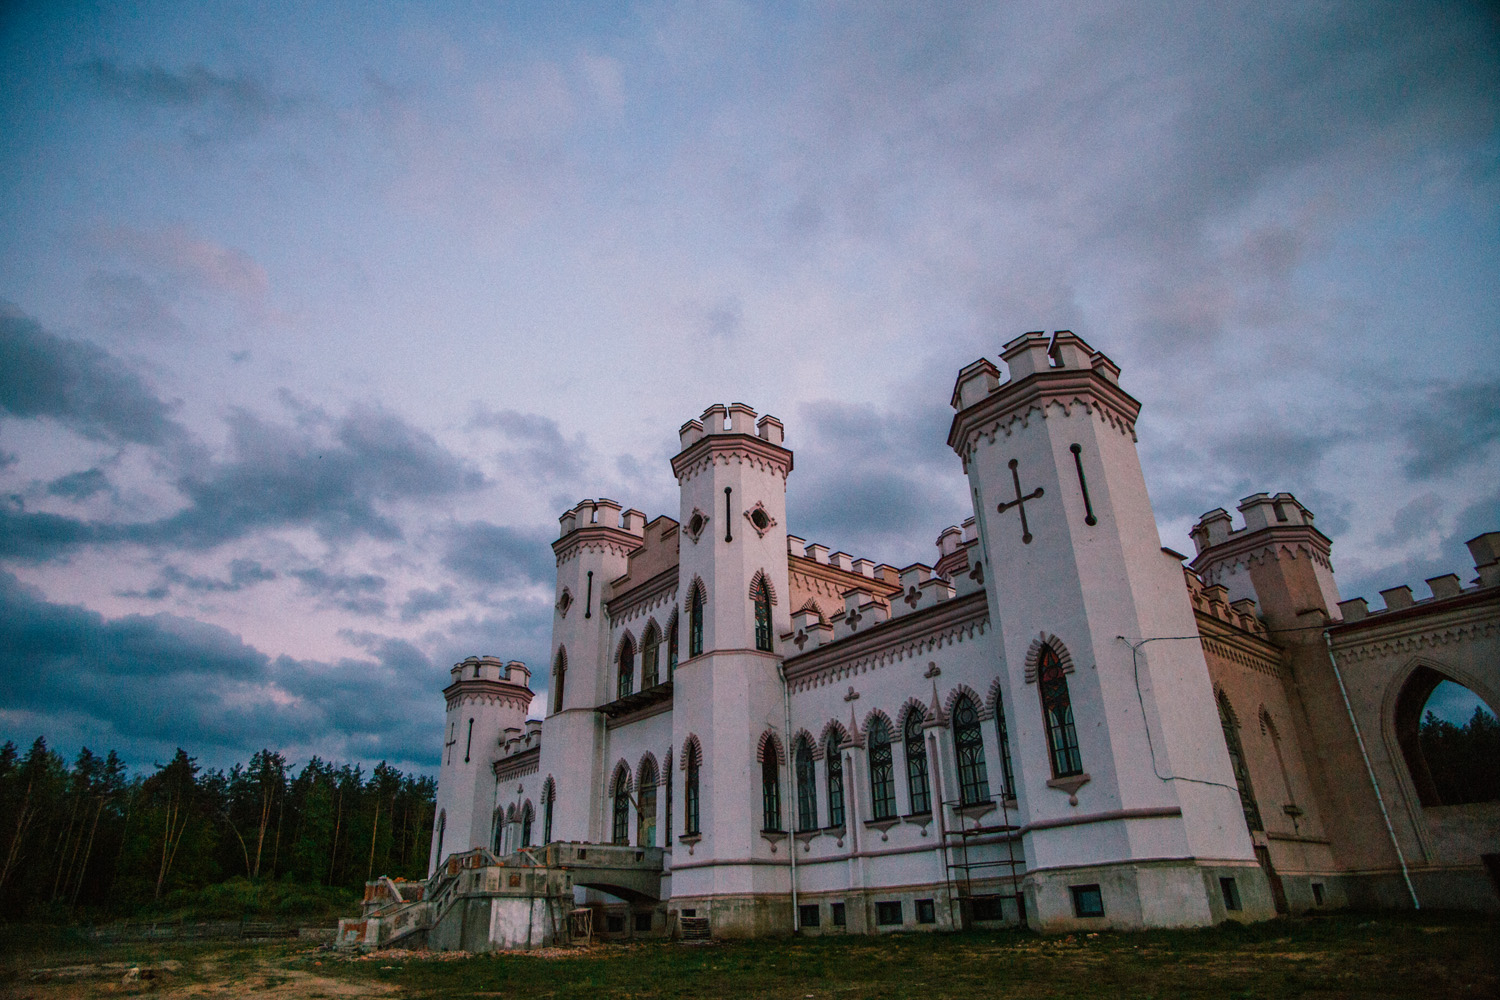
[612,768,631,844]
[492,809,505,854]
[666,611,680,678]
[542,780,555,844]
[1395,669,1500,806]
[642,622,661,688]
[761,735,783,831]
[904,708,931,814]
[953,695,990,805]
[688,584,705,657]
[826,733,846,828]
[1217,691,1262,831]
[552,648,567,714]
[751,574,773,652]
[665,749,674,837]
[617,635,635,700]
[638,758,658,847]
[684,743,701,836]
[1038,645,1083,778]
[995,692,1016,798]
[794,736,817,832]
[520,801,534,848]
[434,810,445,867]
[868,718,897,820]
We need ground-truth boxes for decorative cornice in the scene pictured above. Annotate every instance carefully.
[947,369,1143,463]
[605,566,679,624]
[1328,606,1499,663]
[670,432,793,483]
[1188,525,1334,583]
[443,679,534,713]
[1196,612,1284,679]
[493,746,540,782]
[552,525,644,566]
[783,591,990,692]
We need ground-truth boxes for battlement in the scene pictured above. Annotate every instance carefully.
[786,534,898,584]
[1336,531,1500,624]
[949,330,1122,416]
[498,718,544,760]
[449,656,531,687]
[1182,566,1267,637]
[677,402,785,450]
[1189,493,1319,555]
[557,498,648,539]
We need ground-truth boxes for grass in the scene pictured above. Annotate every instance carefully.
[2,912,1495,999]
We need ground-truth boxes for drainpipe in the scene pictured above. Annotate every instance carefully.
[1323,630,1420,909]
[779,662,800,931]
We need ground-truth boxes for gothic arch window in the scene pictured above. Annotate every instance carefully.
[683,739,702,836]
[953,694,990,805]
[688,582,706,658]
[492,808,505,854]
[994,690,1016,798]
[641,620,662,688]
[611,766,632,845]
[1037,644,1084,778]
[617,634,636,700]
[825,729,847,828]
[867,716,897,820]
[794,735,817,832]
[666,610,680,678]
[542,778,555,844]
[520,801,534,848]
[638,757,659,846]
[904,707,931,814]
[1217,690,1263,832]
[1394,667,1500,807]
[761,733,784,832]
[750,572,775,652]
[1261,709,1296,808]
[552,648,567,714]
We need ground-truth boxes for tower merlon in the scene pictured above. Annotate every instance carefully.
[679,418,705,450]
[727,402,757,434]
[950,358,1001,411]
[786,534,806,558]
[998,330,1052,381]
[701,403,729,432]
[1468,531,1500,587]
[936,525,963,557]
[827,550,852,571]
[755,413,784,445]
[621,508,647,535]
[852,557,875,578]
[505,660,530,686]
[1047,329,1092,369]
[594,498,623,526]
[805,542,828,563]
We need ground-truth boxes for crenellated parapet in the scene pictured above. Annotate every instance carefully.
[671,402,792,483]
[553,498,648,566]
[443,656,534,713]
[1182,566,1268,637]
[1334,531,1500,626]
[947,331,1141,469]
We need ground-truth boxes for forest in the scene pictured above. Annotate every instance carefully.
[0,737,434,923]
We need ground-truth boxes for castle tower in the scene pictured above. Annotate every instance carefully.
[948,331,1272,930]
[668,403,795,934]
[537,499,645,844]
[429,656,533,874]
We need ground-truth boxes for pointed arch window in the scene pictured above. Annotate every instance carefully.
[904,710,931,814]
[1038,645,1084,778]
[492,809,505,854]
[761,740,783,832]
[689,586,705,657]
[953,695,990,804]
[520,801,534,848]
[552,649,567,714]
[794,736,817,832]
[752,574,773,652]
[617,635,635,700]
[826,734,846,828]
[542,781,554,844]
[1217,691,1262,831]
[666,612,679,678]
[638,758,658,846]
[612,769,631,845]
[684,744,701,836]
[642,623,661,688]
[868,718,897,820]
[995,692,1016,798]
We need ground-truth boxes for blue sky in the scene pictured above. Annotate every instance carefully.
[1,1,1497,773]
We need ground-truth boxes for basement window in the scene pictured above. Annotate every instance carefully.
[799,904,820,928]
[875,901,903,926]
[1220,877,1242,911]
[1312,883,1325,906]
[1070,884,1104,918]
[916,899,936,924]
[634,912,653,932]
[830,902,846,927]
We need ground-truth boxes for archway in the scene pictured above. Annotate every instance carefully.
[1394,667,1500,807]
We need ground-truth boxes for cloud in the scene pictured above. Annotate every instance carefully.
[440,521,555,587]
[289,567,388,616]
[47,468,111,501]
[78,58,302,143]
[86,224,269,305]
[469,407,591,485]
[1397,378,1500,479]
[400,586,457,623]
[0,303,187,448]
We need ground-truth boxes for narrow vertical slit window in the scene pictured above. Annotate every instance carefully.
[761,741,783,832]
[1038,646,1084,778]
[642,623,660,688]
[617,635,635,700]
[612,769,630,845]
[685,746,701,836]
[689,586,705,657]
[752,575,773,652]
[795,737,817,832]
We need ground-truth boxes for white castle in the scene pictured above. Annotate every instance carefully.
[423,331,1500,941]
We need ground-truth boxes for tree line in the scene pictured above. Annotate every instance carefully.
[0,737,435,921]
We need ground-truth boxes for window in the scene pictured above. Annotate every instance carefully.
[995,692,1016,797]
[904,710,931,814]
[953,695,990,805]
[1217,691,1263,832]
[665,754,673,840]
[617,636,635,700]
[542,782,554,844]
[1219,877,1241,911]
[606,914,624,933]
[520,802,533,848]
[1311,883,1325,906]
[638,759,658,847]
[688,587,705,657]
[1038,645,1084,778]
[799,904,820,928]
[666,613,679,678]
[794,737,817,832]
[916,898,936,924]
[752,574,773,652]
[612,769,630,845]
[762,740,783,832]
[876,901,903,926]
[642,624,661,688]
[685,744,701,836]
[434,811,445,866]
[826,736,846,828]
[465,718,474,762]
[867,718,897,820]
[1396,669,1500,807]
[492,810,504,854]
[971,896,1003,921]
[1070,884,1104,918]
[552,649,567,714]
[634,912,653,932]
[830,902,846,927]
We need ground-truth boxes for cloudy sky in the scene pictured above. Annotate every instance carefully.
[2,2,1496,774]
